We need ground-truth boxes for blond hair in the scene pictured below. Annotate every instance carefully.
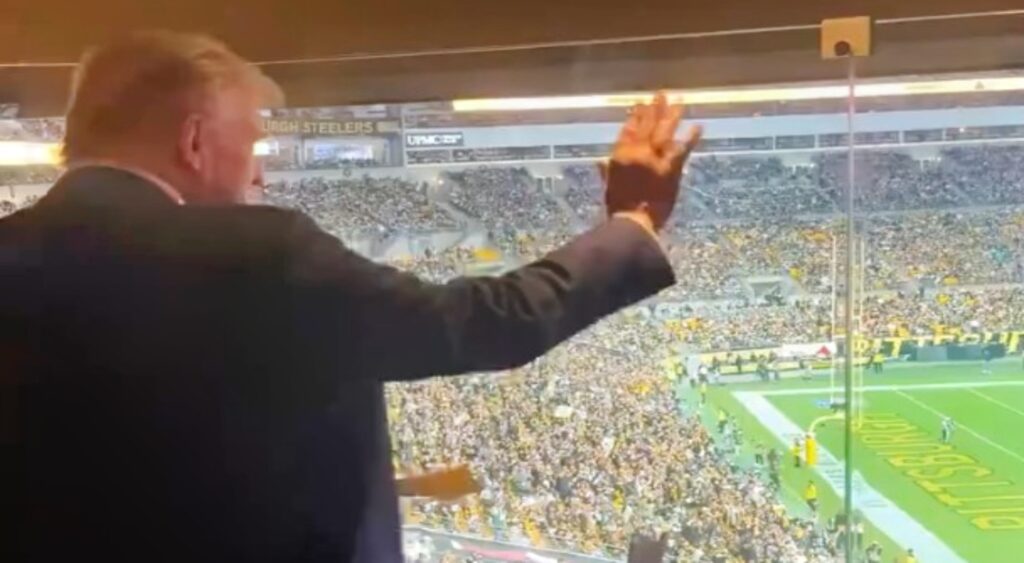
[62,31,283,161]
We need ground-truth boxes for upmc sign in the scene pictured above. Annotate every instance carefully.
[405,132,464,147]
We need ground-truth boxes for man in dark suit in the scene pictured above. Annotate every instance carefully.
[1,32,701,562]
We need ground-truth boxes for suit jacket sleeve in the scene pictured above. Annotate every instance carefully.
[286,215,675,382]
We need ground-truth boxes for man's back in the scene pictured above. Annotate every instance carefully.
[2,166,675,562]
[3,167,382,561]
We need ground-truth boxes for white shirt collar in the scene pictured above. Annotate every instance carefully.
[66,161,186,205]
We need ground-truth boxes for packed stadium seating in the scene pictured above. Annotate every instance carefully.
[691,155,834,218]
[264,175,462,239]
[563,164,604,223]
[390,316,838,562]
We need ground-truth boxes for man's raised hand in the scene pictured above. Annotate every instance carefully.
[602,92,703,231]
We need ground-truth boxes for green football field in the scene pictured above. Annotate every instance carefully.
[700,360,1024,562]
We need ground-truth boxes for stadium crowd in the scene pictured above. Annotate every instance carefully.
[563,164,604,223]
[6,144,1024,299]
[861,286,1024,338]
[690,156,832,218]
[389,316,838,562]
[636,286,1024,353]
[689,146,1024,217]
[445,167,572,234]
[264,174,461,239]
[564,145,1024,219]
[7,154,1023,350]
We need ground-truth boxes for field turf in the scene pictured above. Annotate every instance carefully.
[700,360,1024,562]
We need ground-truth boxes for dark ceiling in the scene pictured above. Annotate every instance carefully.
[4,0,1024,115]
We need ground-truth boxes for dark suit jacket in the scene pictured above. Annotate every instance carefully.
[0,166,674,562]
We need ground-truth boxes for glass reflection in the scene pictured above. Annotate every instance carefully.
[4,71,1024,563]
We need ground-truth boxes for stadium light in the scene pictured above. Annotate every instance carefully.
[0,140,276,167]
[451,76,1024,112]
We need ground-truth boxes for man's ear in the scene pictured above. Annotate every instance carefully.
[177,114,203,173]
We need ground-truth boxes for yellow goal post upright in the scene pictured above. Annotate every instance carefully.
[805,412,844,466]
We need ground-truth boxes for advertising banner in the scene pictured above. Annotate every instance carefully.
[263,118,401,137]
[405,132,464,148]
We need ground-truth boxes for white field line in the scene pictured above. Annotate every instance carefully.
[894,390,1024,465]
[756,380,1024,396]
[733,391,965,563]
[968,388,1024,418]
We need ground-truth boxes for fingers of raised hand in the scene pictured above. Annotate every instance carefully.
[652,103,684,156]
[613,93,702,182]
[634,99,657,142]
[640,91,675,146]
[617,103,645,147]
[614,110,658,165]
